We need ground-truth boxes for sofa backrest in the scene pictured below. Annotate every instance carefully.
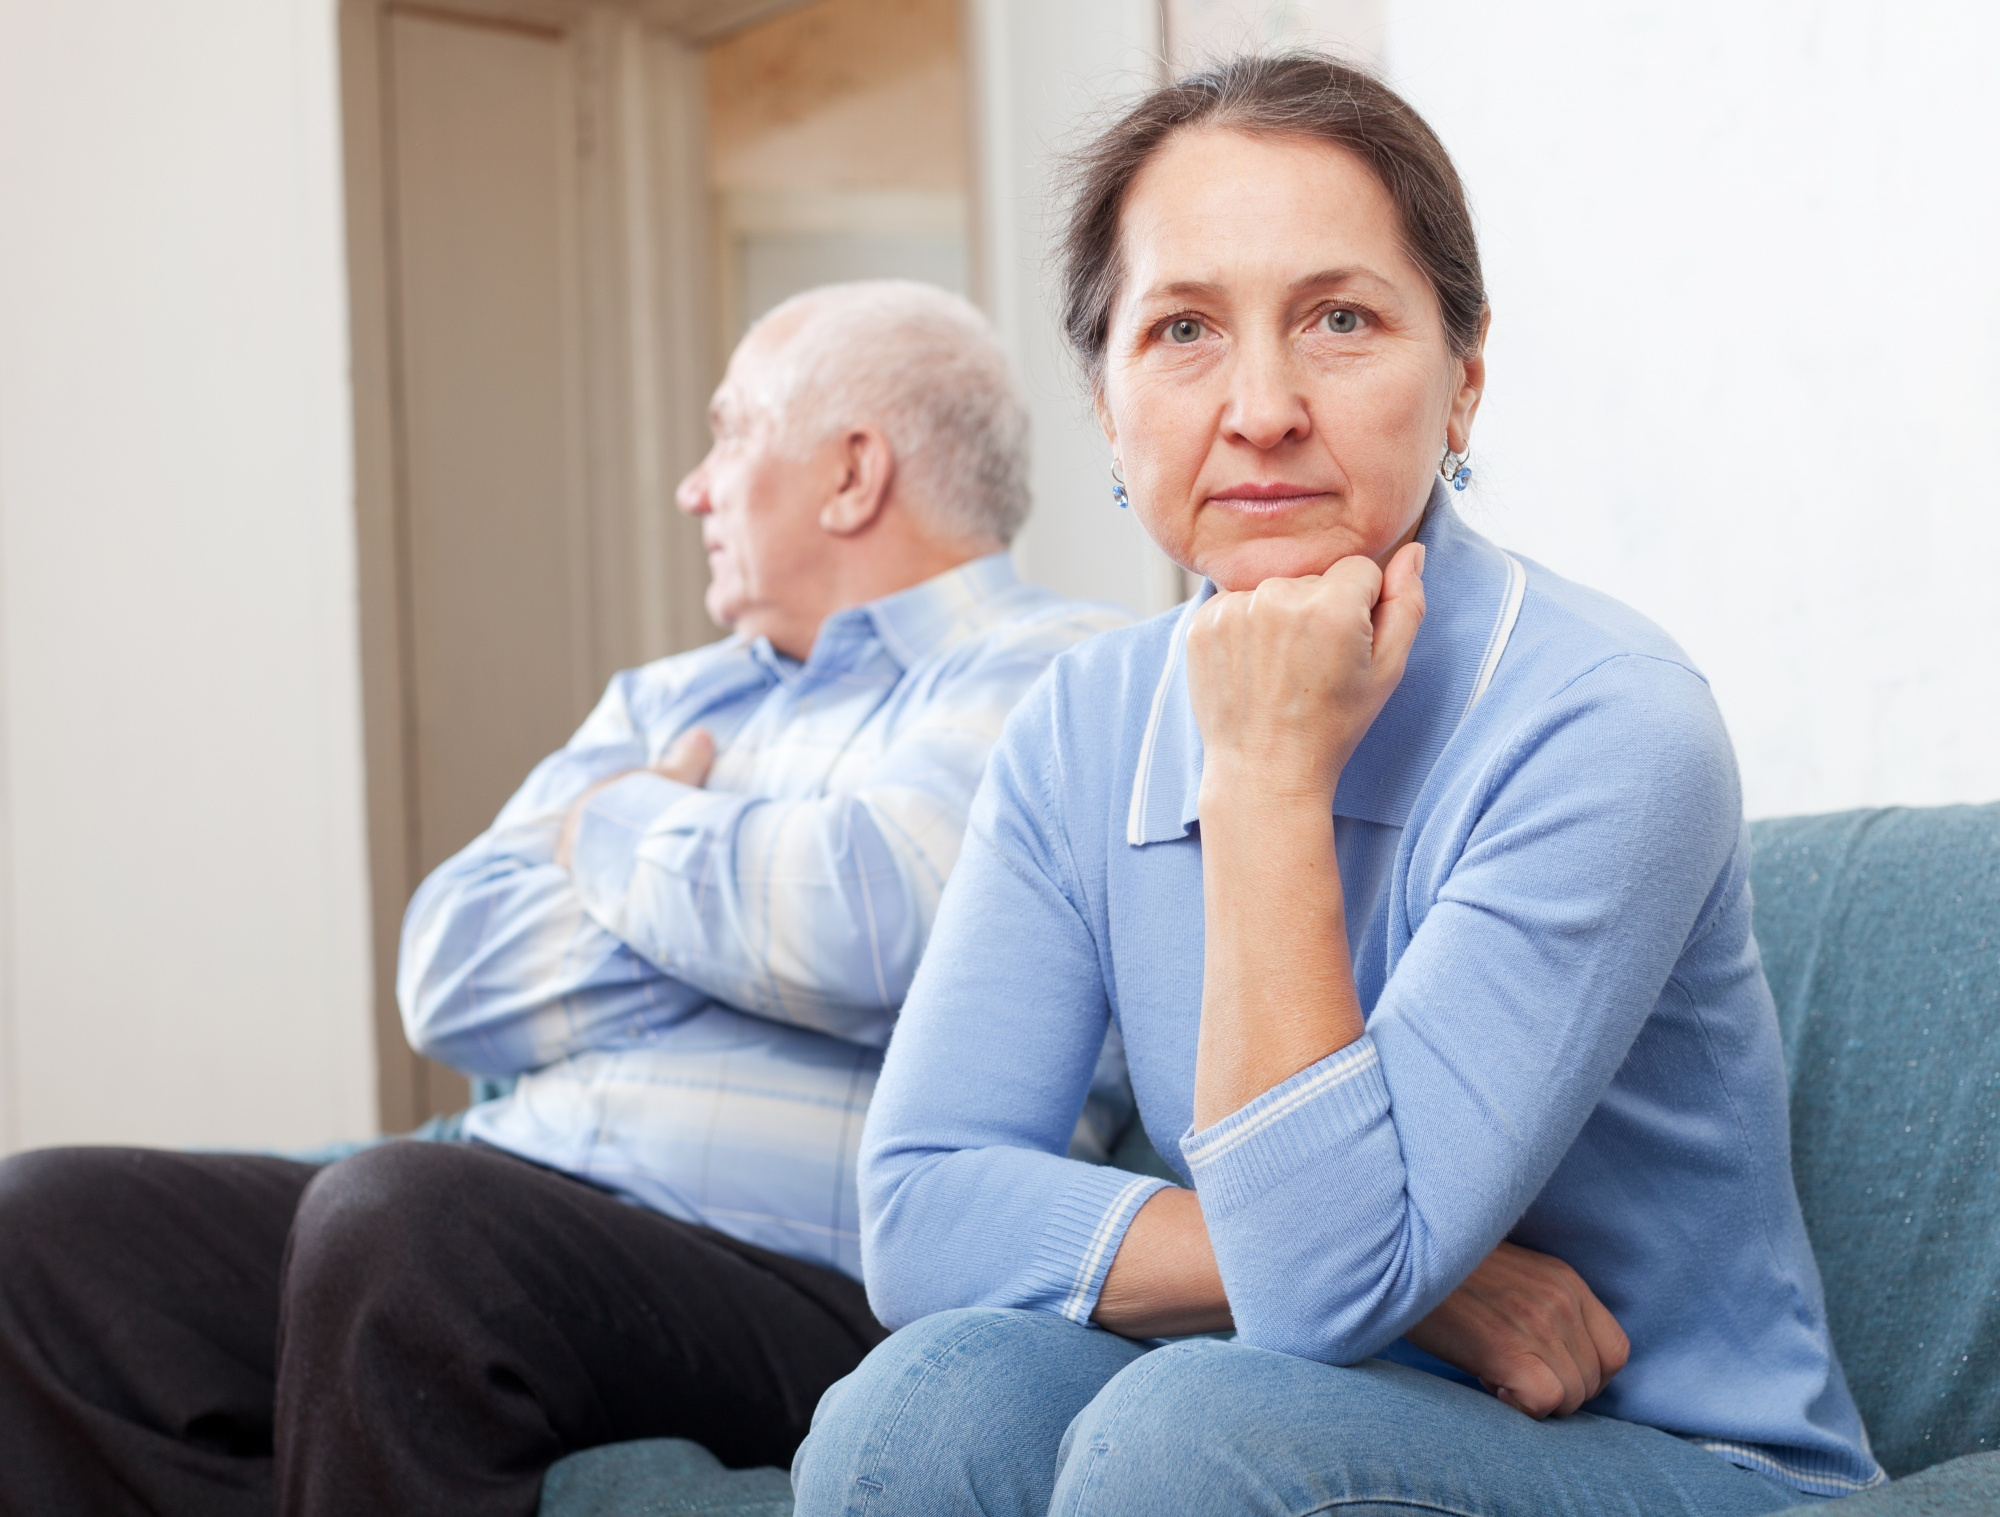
[1748,803,2000,1478]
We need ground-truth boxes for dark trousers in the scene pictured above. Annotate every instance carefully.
[0,1140,885,1517]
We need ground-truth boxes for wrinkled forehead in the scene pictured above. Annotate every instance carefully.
[713,304,814,428]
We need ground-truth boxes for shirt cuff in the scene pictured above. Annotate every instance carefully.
[1021,1165,1172,1326]
[1180,1036,1391,1218]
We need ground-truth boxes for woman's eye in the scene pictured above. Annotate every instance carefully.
[1166,318,1204,344]
[1322,308,1361,334]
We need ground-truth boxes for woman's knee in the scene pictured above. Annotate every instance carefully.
[793,1308,1145,1517]
[1050,1341,1403,1516]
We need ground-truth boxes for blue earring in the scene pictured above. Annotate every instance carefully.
[1440,444,1472,492]
[1111,461,1130,509]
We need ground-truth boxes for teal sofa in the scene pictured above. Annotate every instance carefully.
[531,803,2000,1515]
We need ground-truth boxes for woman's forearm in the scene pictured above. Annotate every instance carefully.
[1096,1187,1631,1414]
[1092,1186,1233,1337]
[1192,775,1364,1129]
[1180,551,1421,1130]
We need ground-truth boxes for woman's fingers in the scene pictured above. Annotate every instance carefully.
[1494,1355,1574,1420]
[1372,540,1427,670]
[1405,1241,1629,1421]
[1579,1279,1632,1381]
[1186,546,1428,801]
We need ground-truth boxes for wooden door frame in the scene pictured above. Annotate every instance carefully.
[338,0,770,1130]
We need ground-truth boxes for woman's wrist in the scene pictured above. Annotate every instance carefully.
[1093,1187,1234,1338]
[1196,761,1340,827]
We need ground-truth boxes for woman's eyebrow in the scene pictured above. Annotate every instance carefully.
[1133,279,1228,305]
[1289,266,1395,297]
[1133,267,1396,306]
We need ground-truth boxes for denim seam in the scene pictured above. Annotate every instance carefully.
[844,1311,1044,1516]
[1296,1502,1482,1516]
[1053,1339,1195,1517]
[1057,1343,1490,1517]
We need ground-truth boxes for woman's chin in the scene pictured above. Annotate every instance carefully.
[1197,540,1361,592]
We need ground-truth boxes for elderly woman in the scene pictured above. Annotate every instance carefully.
[791,55,1880,1517]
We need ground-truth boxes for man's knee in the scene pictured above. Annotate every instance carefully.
[0,1148,166,1276]
[0,1149,96,1271]
[286,1141,498,1298]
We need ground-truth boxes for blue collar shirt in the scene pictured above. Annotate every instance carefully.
[398,553,1130,1278]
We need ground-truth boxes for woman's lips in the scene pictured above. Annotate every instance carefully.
[1206,485,1332,514]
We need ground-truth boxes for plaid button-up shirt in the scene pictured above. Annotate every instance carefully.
[398,554,1129,1277]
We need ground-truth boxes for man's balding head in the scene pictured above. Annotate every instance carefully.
[677,282,1032,660]
[737,281,1030,546]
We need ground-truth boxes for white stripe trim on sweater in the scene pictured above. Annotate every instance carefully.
[1459,551,1526,721]
[1183,1041,1381,1170]
[1125,599,1199,846]
[1696,1441,1888,1494]
[1060,1175,1159,1322]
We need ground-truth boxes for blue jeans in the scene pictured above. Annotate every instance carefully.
[791,1308,1811,1517]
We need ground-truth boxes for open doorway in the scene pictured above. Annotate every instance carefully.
[338,0,979,1130]
[707,0,971,346]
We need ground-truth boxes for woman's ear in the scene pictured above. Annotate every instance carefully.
[819,426,897,537]
[1446,310,1490,454]
[1094,387,1119,452]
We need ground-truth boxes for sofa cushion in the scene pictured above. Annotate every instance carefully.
[537,802,2000,1512]
[541,1437,792,1516]
[1771,1450,2000,1514]
[1748,804,2000,1478]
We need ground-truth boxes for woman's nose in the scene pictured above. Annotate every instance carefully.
[1221,349,1312,451]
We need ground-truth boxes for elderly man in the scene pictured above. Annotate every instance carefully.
[0,283,1127,1517]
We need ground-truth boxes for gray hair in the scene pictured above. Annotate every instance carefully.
[748,281,1031,546]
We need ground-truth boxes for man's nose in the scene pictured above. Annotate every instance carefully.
[675,462,712,516]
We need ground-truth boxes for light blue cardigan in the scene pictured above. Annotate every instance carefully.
[857,491,1883,1498]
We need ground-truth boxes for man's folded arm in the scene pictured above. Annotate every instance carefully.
[398,674,712,1078]
[562,684,1016,1049]
[401,625,1090,1068]
[398,830,712,1079]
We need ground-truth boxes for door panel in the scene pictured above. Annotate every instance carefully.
[388,11,596,877]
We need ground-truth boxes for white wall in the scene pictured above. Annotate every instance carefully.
[1384,0,2000,817]
[0,0,375,1151]
[969,0,1188,619]
[990,0,2000,818]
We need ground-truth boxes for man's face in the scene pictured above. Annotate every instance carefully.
[675,324,836,645]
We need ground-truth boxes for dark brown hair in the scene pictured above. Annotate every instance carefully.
[1059,52,1487,389]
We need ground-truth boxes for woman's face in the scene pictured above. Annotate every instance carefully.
[1098,127,1485,591]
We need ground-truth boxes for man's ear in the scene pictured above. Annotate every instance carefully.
[819,426,896,538]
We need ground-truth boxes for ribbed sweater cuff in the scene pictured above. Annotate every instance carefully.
[1181,1037,1390,1218]
[1020,1167,1171,1325]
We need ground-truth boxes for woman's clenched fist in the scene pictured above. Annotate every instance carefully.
[1187,541,1425,811]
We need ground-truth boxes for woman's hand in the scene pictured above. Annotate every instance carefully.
[1407,1241,1632,1418]
[1186,541,1426,808]
[1097,1193,1630,1422]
